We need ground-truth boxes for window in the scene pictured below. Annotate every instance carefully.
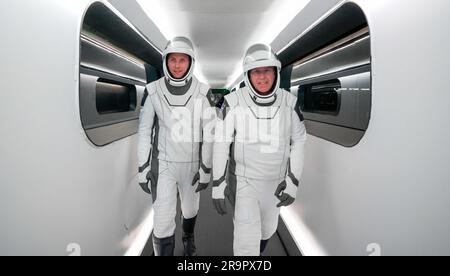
[96,79,137,115]
[299,79,341,115]
[281,2,371,147]
[80,2,162,147]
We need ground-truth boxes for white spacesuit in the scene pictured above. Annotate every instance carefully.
[138,37,217,256]
[212,44,307,256]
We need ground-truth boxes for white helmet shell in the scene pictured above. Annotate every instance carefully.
[243,44,281,100]
[163,36,195,87]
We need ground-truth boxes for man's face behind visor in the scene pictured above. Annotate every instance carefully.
[249,66,277,95]
[167,53,191,79]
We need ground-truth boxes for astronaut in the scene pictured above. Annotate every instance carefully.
[138,37,217,256]
[212,44,307,256]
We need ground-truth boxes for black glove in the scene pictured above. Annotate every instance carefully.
[213,198,227,215]
[139,167,151,195]
[275,181,296,207]
[212,182,227,215]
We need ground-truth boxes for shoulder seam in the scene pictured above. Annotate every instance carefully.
[225,91,239,107]
[199,83,210,96]
[145,82,158,96]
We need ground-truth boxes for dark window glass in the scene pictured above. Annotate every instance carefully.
[299,79,341,115]
[96,79,137,115]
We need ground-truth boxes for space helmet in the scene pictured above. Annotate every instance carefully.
[163,36,196,87]
[243,44,281,101]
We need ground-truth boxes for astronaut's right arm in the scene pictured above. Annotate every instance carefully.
[275,101,307,207]
[212,98,235,215]
[138,88,156,194]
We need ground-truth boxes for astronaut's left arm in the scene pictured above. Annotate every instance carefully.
[275,104,307,206]
[196,90,218,191]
